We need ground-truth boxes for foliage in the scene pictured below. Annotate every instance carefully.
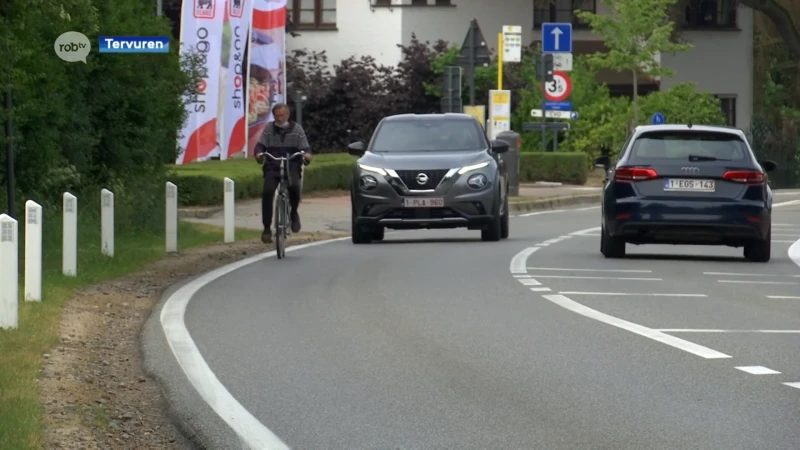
[635,83,726,125]
[519,152,589,185]
[575,0,693,123]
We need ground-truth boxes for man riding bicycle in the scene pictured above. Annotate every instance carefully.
[254,103,313,244]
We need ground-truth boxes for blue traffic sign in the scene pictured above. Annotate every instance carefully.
[651,112,665,124]
[570,111,579,119]
[542,23,572,53]
[545,101,572,111]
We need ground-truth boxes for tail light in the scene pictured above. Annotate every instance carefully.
[722,170,765,185]
[615,167,658,182]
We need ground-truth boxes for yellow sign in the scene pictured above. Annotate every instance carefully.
[463,105,486,129]
[492,92,509,105]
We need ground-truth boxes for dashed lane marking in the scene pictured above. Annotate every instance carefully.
[513,274,531,278]
[530,275,662,281]
[783,383,800,390]
[528,267,652,273]
[703,272,800,278]
[530,287,551,292]
[736,366,781,375]
[767,296,800,299]
[518,278,541,286]
[718,280,798,285]
[560,291,706,297]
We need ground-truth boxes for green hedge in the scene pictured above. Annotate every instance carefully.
[168,152,589,206]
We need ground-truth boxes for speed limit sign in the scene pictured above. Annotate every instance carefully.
[544,71,572,102]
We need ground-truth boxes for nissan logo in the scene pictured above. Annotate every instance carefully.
[681,167,700,174]
[416,173,429,185]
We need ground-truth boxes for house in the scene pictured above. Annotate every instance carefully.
[285,0,752,129]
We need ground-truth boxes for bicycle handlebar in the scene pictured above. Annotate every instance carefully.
[258,150,306,161]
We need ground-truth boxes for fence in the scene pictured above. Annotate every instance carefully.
[748,117,800,189]
[0,178,239,329]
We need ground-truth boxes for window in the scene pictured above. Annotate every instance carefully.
[291,0,336,29]
[534,0,595,28]
[371,119,487,152]
[678,0,737,28]
[631,131,747,160]
[714,95,737,127]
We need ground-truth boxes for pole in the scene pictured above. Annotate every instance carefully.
[497,32,503,90]
[468,27,475,106]
[5,88,12,218]
[540,53,546,152]
[157,0,162,16]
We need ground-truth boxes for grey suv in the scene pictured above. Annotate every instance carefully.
[347,113,510,244]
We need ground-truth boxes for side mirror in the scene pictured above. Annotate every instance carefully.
[491,140,510,153]
[760,159,777,173]
[347,141,366,156]
[594,155,611,168]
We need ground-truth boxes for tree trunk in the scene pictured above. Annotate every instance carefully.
[737,0,800,60]
[632,69,639,125]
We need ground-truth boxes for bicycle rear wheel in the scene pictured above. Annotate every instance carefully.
[275,189,287,259]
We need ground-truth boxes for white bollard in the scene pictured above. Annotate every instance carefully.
[101,188,114,257]
[166,182,178,253]
[63,192,78,276]
[223,177,235,243]
[0,214,19,329]
[24,201,43,302]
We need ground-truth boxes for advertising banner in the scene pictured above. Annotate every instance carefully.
[246,0,286,157]
[176,0,225,164]
[221,0,254,159]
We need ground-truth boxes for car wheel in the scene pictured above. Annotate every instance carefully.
[371,227,385,242]
[600,221,625,258]
[743,227,770,262]
[481,189,502,242]
[351,199,371,244]
[500,188,509,239]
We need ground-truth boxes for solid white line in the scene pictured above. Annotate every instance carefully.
[518,206,600,217]
[774,234,800,237]
[542,238,562,245]
[658,329,800,333]
[572,234,600,237]
[559,291,706,297]
[703,272,799,278]
[160,237,349,450]
[530,275,661,281]
[783,382,800,389]
[528,267,652,273]
[774,200,800,207]
[510,247,538,273]
[519,278,541,286]
[530,287,551,292]
[736,366,781,375]
[774,240,797,243]
[570,226,601,236]
[774,223,795,226]
[536,242,550,247]
[541,294,731,359]
[767,296,800,299]
[718,280,797,285]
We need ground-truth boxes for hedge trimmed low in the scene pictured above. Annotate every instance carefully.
[168,151,589,206]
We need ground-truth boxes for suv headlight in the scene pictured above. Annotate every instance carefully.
[359,175,378,190]
[358,164,387,176]
[458,161,489,175]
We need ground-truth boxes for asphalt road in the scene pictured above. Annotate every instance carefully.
[175,192,800,449]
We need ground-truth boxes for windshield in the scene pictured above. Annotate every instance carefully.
[370,119,488,152]
[631,131,749,160]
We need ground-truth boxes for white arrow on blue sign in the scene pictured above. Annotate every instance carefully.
[542,23,572,53]
[651,112,665,124]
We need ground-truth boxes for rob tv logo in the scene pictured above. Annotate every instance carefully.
[54,31,91,63]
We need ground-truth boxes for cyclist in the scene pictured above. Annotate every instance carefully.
[254,103,313,244]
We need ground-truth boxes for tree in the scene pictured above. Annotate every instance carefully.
[737,0,800,60]
[575,0,692,125]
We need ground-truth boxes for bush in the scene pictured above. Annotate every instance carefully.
[519,152,588,185]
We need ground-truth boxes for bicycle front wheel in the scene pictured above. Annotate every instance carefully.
[275,192,286,259]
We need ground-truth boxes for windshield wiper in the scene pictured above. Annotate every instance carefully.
[688,154,730,161]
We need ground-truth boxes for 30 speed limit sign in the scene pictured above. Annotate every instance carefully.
[544,71,572,102]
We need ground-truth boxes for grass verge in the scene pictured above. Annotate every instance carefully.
[0,213,260,449]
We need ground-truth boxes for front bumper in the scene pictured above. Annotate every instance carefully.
[606,198,770,245]
[353,170,497,229]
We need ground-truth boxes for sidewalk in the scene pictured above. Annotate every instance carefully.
[181,184,601,233]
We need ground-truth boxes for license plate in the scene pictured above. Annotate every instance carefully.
[403,197,444,208]
[663,178,715,192]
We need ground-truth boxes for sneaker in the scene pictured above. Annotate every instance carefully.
[291,213,301,233]
[261,231,272,243]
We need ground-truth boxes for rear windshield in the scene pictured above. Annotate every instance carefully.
[370,119,488,152]
[630,131,749,160]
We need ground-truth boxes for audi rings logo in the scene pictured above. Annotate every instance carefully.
[681,167,700,174]
[416,173,429,185]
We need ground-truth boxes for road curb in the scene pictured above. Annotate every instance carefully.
[509,194,601,213]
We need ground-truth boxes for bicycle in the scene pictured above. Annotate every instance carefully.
[258,150,307,259]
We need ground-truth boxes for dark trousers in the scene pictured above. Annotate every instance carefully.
[262,169,301,230]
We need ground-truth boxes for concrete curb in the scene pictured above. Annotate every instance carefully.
[509,194,601,213]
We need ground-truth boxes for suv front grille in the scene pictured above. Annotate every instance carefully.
[385,207,460,220]
[395,169,449,190]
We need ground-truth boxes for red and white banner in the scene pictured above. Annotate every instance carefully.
[221,0,254,159]
[246,0,286,157]
[177,0,225,164]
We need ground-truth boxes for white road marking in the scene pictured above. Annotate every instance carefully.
[518,206,600,217]
[572,233,600,236]
[774,199,800,207]
[530,275,661,281]
[773,240,797,243]
[783,382,800,390]
[530,287,551,292]
[658,329,800,333]
[767,296,800,299]
[774,233,800,237]
[519,278,541,286]
[528,267,652,273]
[541,294,731,359]
[703,272,799,278]
[542,238,563,245]
[790,236,800,271]
[161,237,351,450]
[570,227,601,236]
[513,274,531,278]
[718,280,797,285]
[510,247,538,273]
[736,366,781,375]
[560,291,706,297]
[536,242,550,247]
